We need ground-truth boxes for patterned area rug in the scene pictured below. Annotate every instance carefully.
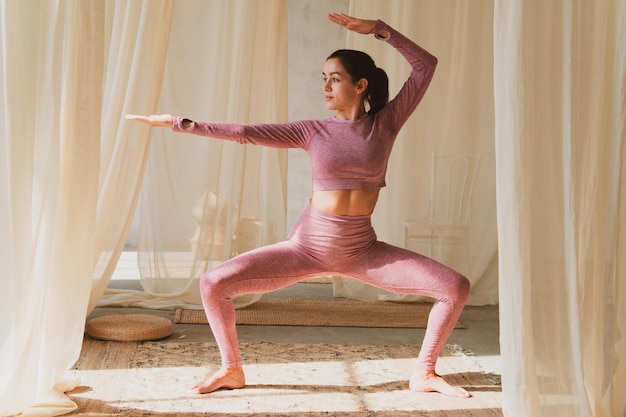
[175,299,465,328]
[66,340,501,416]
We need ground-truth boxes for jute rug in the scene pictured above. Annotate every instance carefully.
[175,299,465,329]
[66,340,501,416]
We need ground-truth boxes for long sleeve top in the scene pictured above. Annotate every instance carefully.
[172,20,437,191]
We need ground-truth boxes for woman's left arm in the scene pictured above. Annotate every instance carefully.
[371,20,438,131]
[371,20,437,75]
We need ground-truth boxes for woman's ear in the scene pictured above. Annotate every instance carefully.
[356,78,369,93]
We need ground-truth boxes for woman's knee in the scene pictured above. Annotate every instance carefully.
[432,272,469,310]
[452,272,471,304]
[199,270,228,300]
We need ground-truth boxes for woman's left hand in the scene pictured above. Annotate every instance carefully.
[328,13,376,35]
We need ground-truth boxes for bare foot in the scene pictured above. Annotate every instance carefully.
[191,365,245,394]
[409,370,471,398]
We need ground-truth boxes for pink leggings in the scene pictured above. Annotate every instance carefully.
[199,204,470,371]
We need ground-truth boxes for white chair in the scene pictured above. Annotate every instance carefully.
[403,152,480,272]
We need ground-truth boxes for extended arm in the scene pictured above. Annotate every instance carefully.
[125,114,311,149]
[171,117,310,149]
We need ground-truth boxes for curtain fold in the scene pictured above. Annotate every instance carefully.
[494,0,626,415]
[1,1,102,414]
[88,0,174,314]
[137,0,288,309]
[2,1,289,411]
[0,1,173,415]
[96,0,288,310]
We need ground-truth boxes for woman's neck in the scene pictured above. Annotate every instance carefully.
[335,104,367,120]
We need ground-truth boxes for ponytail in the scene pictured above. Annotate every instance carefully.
[327,49,390,115]
[366,67,389,115]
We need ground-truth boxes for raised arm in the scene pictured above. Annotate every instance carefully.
[327,12,437,72]
[328,13,438,132]
[371,19,437,81]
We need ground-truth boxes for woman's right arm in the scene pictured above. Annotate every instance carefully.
[125,114,311,149]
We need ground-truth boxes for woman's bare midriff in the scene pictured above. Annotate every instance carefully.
[310,189,380,216]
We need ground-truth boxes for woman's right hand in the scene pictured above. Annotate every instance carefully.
[125,114,173,128]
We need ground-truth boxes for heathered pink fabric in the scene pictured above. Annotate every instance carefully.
[171,21,469,372]
[172,20,438,191]
[200,204,469,370]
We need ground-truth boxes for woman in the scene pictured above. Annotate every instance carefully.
[126,13,471,398]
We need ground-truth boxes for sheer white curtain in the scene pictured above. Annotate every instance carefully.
[137,0,287,309]
[1,0,173,414]
[88,1,175,314]
[1,1,102,414]
[494,1,625,416]
[2,1,287,414]
[98,0,288,310]
[333,0,498,305]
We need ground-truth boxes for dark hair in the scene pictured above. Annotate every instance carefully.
[327,49,389,115]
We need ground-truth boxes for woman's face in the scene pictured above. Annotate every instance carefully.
[322,58,363,118]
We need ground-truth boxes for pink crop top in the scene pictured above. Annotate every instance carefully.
[172,20,437,192]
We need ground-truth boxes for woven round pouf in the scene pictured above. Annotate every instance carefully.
[86,314,172,342]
